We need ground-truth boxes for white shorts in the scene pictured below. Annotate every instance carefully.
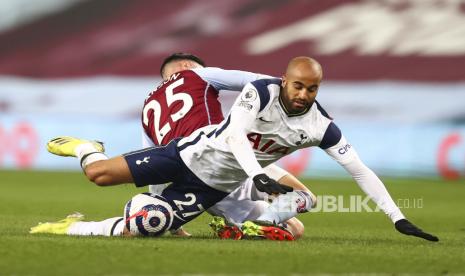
[206,164,288,224]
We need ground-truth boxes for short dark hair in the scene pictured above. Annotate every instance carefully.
[160,52,206,76]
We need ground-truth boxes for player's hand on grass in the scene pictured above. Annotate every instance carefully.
[253,174,293,195]
[394,219,439,242]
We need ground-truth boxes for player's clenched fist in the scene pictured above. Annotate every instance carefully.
[253,173,293,195]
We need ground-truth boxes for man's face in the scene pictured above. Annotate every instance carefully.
[280,66,322,114]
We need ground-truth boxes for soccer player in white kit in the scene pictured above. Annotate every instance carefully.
[31,54,310,240]
[140,53,310,239]
[38,56,438,242]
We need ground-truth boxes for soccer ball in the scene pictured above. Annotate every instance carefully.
[124,193,174,237]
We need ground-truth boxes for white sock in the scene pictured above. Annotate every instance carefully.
[75,143,108,168]
[256,191,313,224]
[67,217,124,236]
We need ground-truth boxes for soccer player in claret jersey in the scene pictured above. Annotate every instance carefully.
[31,53,311,240]
[141,53,311,239]
[37,56,438,242]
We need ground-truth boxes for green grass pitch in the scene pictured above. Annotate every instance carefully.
[0,170,464,275]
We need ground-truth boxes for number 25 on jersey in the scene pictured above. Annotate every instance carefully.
[142,78,193,144]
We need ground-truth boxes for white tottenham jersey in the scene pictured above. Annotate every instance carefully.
[178,78,333,191]
[179,78,405,223]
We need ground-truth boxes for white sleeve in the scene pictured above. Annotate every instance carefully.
[324,135,405,223]
[141,131,155,148]
[192,67,273,91]
[222,83,265,177]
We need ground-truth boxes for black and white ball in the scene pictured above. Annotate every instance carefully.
[124,193,173,237]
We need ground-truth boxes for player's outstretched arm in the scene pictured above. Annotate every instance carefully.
[320,127,440,242]
[394,219,439,242]
[193,67,273,91]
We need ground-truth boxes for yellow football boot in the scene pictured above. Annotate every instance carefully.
[30,212,84,235]
[47,136,104,157]
[241,220,295,241]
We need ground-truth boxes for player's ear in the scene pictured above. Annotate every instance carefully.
[281,76,287,88]
[182,60,197,70]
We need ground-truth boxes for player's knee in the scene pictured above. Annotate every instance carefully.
[85,162,111,186]
[93,175,114,186]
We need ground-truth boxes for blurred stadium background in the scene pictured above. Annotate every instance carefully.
[1,1,465,275]
[1,0,465,180]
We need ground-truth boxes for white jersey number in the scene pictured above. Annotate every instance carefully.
[142,78,194,144]
[172,193,205,218]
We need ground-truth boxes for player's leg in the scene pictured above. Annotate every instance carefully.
[99,182,227,238]
[238,165,315,240]
[88,145,191,235]
[47,136,134,186]
[237,200,305,240]
[207,191,269,240]
[241,220,295,241]
[233,216,304,240]
[208,165,313,240]
[207,176,298,240]
[209,217,244,240]
[84,156,133,186]
[215,198,302,241]
[284,217,304,239]
[67,217,125,236]
[47,136,187,188]
[121,150,230,236]
[30,213,125,236]
[32,191,179,238]
[70,147,208,237]
[161,179,229,232]
[32,193,177,237]
[38,138,196,237]
[30,214,188,238]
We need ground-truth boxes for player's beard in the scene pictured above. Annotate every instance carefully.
[280,87,310,114]
[279,87,292,112]
[291,99,309,112]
